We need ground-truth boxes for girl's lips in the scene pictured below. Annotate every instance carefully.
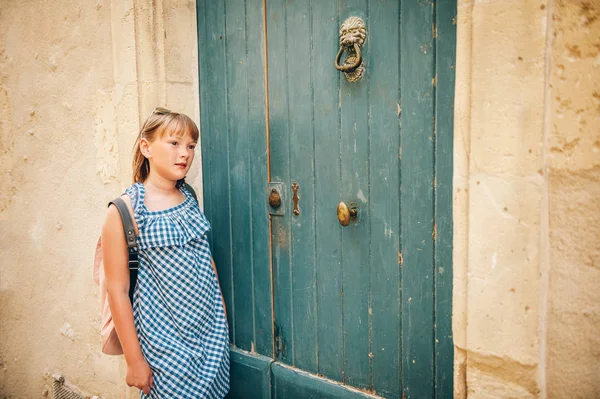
[175,163,187,168]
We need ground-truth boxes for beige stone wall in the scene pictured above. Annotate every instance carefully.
[546,0,600,397]
[0,1,200,397]
[1,0,598,398]
[454,0,600,398]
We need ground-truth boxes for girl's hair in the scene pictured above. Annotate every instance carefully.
[132,107,200,188]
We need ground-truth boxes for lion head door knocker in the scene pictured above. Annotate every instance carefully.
[334,16,367,82]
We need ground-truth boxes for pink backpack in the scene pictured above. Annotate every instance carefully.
[93,197,139,355]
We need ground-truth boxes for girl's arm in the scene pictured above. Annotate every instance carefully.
[102,204,153,395]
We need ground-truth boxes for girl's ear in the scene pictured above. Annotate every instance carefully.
[140,138,152,158]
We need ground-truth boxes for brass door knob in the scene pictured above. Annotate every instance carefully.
[269,188,281,208]
[337,202,358,226]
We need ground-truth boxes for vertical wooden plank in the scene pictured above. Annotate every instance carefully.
[286,0,318,374]
[247,0,274,358]
[313,0,344,383]
[199,0,273,364]
[266,0,294,366]
[198,0,235,341]
[197,0,213,250]
[368,0,401,397]
[226,0,254,352]
[434,0,456,397]
[400,0,436,397]
[339,0,371,390]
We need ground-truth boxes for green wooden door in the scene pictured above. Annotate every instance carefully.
[197,1,455,398]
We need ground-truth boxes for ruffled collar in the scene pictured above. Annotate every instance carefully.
[126,183,211,250]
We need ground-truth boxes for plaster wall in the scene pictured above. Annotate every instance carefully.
[0,1,200,397]
[453,0,600,398]
[1,0,599,398]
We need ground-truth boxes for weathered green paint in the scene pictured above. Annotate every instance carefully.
[287,0,319,374]
[197,0,456,398]
[226,0,254,351]
[265,0,294,368]
[338,1,371,392]
[197,0,272,355]
[434,1,457,398]
[197,0,234,341]
[368,0,401,397]
[226,348,273,399]
[246,1,274,358]
[400,1,436,398]
[271,363,377,399]
[313,0,344,385]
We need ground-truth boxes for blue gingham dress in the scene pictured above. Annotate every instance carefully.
[124,182,230,398]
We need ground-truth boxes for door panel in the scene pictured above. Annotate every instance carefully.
[266,0,319,374]
[226,0,255,351]
[228,348,273,399]
[197,0,273,356]
[400,2,436,398]
[433,1,456,395]
[312,1,345,385]
[337,1,372,392]
[197,0,456,398]
[197,0,233,338]
[368,1,401,396]
[272,363,377,399]
[267,1,400,395]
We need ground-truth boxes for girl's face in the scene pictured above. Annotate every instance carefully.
[141,128,196,183]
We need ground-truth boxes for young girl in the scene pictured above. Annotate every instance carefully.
[101,107,229,398]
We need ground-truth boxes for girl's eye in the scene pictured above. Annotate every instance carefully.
[171,141,178,146]
[188,145,196,150]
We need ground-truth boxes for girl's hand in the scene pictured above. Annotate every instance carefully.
[126,358,153,395]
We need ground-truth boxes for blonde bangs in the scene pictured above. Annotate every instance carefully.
[159,114,199,142]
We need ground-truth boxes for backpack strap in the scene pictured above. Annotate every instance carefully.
[183,182,198,202]
[108,197,139,304]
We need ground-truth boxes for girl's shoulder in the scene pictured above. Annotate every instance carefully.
[123,182,143,211]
